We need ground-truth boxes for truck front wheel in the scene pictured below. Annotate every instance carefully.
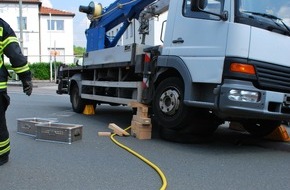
[153,77,221,141]
[153,77,190,130]
[70,84,86,113]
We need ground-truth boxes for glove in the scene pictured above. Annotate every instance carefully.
[21,80,33,96]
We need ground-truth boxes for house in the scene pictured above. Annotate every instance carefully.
[0,0,75,64]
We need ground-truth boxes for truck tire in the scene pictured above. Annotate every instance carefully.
[70,84,86,113]
[242,120,280,137]
[153,77,221,141]
[153,77,190,130]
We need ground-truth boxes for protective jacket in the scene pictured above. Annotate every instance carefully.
[0,18,31,91]
[0,18,31,162]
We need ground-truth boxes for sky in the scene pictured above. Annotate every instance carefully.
[41,0,115,47]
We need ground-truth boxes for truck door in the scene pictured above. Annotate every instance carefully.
[163,0,229,83]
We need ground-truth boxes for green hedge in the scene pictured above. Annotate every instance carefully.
[5,62,72,80]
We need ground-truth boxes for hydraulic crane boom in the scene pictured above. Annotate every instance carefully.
[79,0,169,51]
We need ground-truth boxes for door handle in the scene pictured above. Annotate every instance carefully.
[172,38,184,44]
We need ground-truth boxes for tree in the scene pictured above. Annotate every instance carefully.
[74,46,86,57]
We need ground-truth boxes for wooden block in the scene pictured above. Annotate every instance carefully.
[130,124,137,137]
[130,120,152,140]
[131,127,152,140]
[128,101,147,108]
[108,123,130,136]
[137,106,149,113]
[137,109,148,118]
[132,115,151,125]
[129,101,149,117]
[136,130,152,140]
[98,132,112,137]
[131,120,152,131]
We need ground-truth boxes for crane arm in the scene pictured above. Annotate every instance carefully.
[79,0,169,51]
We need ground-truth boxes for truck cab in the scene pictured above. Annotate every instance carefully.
[153,0,290,136]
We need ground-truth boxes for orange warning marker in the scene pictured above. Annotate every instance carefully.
[265,125,290,142]
[83,105,95,115]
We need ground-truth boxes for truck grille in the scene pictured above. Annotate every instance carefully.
[255,63,290,93]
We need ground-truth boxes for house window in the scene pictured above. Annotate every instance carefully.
[48,20,64,31]
[17,17,27,30]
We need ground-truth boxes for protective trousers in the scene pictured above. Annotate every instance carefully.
[0,92,10,158]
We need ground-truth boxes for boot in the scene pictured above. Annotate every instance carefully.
[0,154,9,166]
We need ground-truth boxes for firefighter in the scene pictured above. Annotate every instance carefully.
[0,18,32,166]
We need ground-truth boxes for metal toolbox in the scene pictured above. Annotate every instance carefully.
[35,123,83,144]
[17,118,57,137]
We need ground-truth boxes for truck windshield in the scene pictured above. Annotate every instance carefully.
[236,0,290,36]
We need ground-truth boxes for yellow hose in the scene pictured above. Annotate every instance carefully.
[110,126,168,190]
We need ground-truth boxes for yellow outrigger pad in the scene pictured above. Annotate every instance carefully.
[265,125,290,142]
[83,105,96,115]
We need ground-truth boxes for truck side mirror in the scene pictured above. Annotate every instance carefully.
[191,0,208,11]
[190,0,228,21]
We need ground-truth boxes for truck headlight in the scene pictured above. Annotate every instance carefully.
[228,89,260,103]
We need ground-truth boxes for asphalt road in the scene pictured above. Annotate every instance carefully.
[1,82,290,190]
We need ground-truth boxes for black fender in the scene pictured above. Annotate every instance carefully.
[68,73,83,97]
[156,55,193,101]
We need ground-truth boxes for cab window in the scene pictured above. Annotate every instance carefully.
[183,0,224,20]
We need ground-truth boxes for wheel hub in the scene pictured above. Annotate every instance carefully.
[159,89,180,115]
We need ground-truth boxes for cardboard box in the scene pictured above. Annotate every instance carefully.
[17,118,57,137]
[35,123,82,144]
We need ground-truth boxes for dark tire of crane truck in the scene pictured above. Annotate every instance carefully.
[152,77,222,142]
[70,84,86,113]
[70,84,96,113]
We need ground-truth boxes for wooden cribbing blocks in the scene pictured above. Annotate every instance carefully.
[132,115,151,125]
[128,101,149,118]
[129,101,152,140]
[131,120,152,140]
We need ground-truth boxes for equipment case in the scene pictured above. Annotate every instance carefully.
[17,118,57,137]
[35,123,82,144]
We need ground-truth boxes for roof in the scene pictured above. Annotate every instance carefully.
[0,0,41,4]
[0,0,75,17]
[40,6,75,17]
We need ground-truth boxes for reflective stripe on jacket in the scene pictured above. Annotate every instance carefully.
[0,138,10,156]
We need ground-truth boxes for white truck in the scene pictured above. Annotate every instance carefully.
[57,0,290,139]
